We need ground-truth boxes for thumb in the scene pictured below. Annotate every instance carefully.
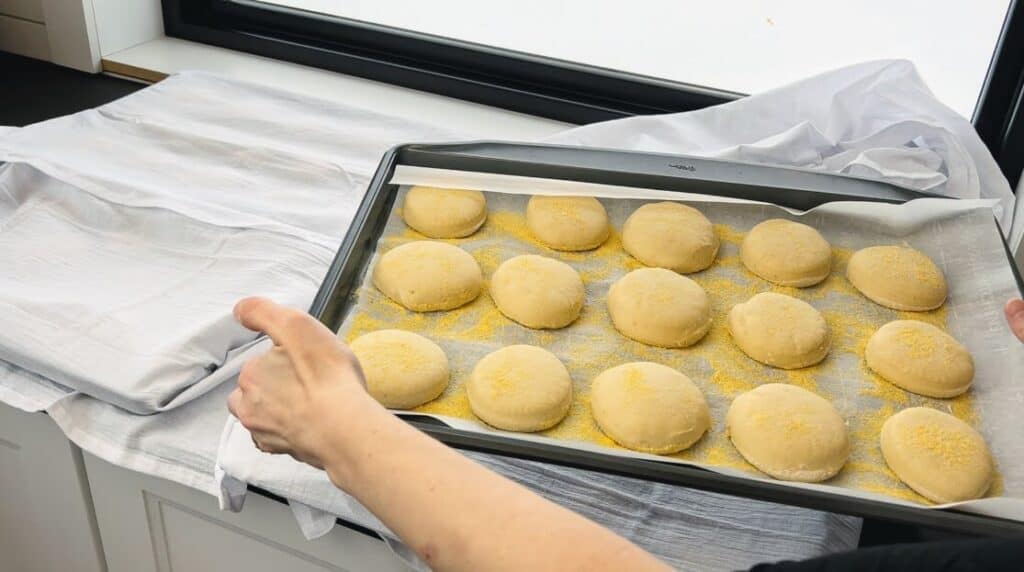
[234,297,342,378]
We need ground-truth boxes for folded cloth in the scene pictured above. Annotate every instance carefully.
[0,69,456,496]
[0,71,458,413]
[0,359,71,412]
[0,162,333,413]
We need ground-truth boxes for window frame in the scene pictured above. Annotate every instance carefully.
[163,0,1024,185]
[974,0,1024,191]
[162,0,742,124]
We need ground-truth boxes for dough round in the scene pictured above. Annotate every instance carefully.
[402,186,487,238]
[526,195,610,251]
[847,246,947,311]
[490,255,585,329]
[741,219,831,287]
[607,268,711,348]
[590,362,710,454]
[866,320,974,398]
[727,292,830,369]
[727,384,850,482]
[349,330,449,409]
[622,202,719,273]
[880,407,993,503]
[373,241,482,311]
[467,345,573,432]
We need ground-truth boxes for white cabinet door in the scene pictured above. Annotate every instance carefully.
[84,453,408,572]
[0,403,106,572]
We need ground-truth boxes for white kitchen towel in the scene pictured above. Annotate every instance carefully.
[548,59,1016,243]
[0,69,455,488]
[0,162,333,413]
[0,359,71,412]
[0,70,458,414]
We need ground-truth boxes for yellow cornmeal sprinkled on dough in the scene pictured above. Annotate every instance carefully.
[895,325,939,358]
[622,365,646,390]
[338,204,994,505]
[535,197,590,225]
[784,417,812,434]
[905,423,976,467]
[910,252,945,289]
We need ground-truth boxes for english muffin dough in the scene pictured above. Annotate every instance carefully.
[467,345,573,432]
[847,246,947,311]
[880,407,993,503]
[607,268,711,348]
[727,292,830,369]
[490,255,585,329]
[727,384,850,482]
[373,241,482,311]
[866,320,974,398]
[402,186,487,238]
[349,330,449,409]
[526,195,610,251]
[590,362,710,454]
[622,202,719,273]
[741,219,831,287]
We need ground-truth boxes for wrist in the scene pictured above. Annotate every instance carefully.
[314,389,389,490]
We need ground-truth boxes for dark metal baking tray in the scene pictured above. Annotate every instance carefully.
[309,141,1024,536]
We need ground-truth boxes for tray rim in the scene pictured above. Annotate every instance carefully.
[309,141,1024,537]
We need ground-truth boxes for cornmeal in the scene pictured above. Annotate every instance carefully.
[339,191,994,506]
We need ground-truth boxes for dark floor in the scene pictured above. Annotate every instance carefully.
[0,51,142,127]
[0,48,980,550]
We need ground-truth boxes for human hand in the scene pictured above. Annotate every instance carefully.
[1005,299,1024,343]
[227,297,372,470]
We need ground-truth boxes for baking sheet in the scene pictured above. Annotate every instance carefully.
[334,168,1024,519]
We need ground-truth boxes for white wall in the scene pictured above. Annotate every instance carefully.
[92,0,162,56]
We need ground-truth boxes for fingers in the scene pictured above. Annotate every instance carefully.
[227,387,244,419]
[231,386,289,455]
[1005,299,1024,343]
[234,297,344,377]
[250,432,290,455]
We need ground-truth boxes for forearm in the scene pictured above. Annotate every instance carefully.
[319,398,669,572]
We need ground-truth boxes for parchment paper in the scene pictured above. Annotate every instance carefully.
[335,167,1024,519]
